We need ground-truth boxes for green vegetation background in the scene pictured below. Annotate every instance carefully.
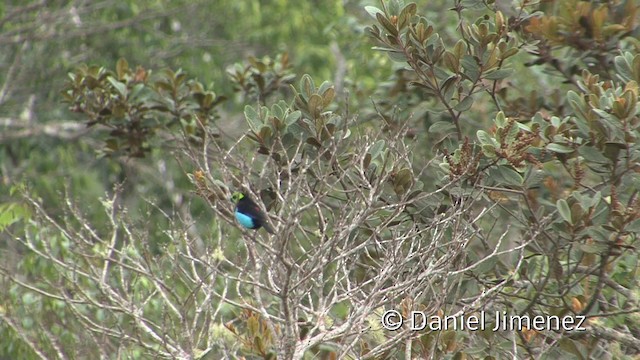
[2,0,639,358]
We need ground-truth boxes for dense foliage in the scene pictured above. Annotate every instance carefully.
[1,0,640,359]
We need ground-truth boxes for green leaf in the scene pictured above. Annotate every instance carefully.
[116,58,129,80]
[494,111,506,128]
[501,47,519,59]
[579,146,610,164]
[271,103,284,120]
[322,87,336,107]
[592,108,618,123]
[376,13,399,36]
[546,143,574,154]
[244,105,262,132]
[443,51,459,73]
[429,121,456,134]
[307,94,323,118]
[579,242,609,254]
[590,191,602,208]
[300,74,315,99]
[318,81,333,96]
[556,199,572,224]
[400,3,417,18]
[503,121,519,143]
[626,219,640,232]
[0,202,30,232]
[129,83,146,101]
[570,202,583,224]
[369,140,386,160]
[477,130,496,146]
[386,50,408,62]
[285,110,301,126]
[288,123,308,140]
[364,6,384,19]
[259,126,272,140]
[454,95,473,112]
[321,87,335,107]
[394,168,414,195]
[460,55,480,82]
[491,166,523,186]
[614,53,634,82]
[397,3,416,30]
[604,141,626,161]
[481,144,497,157]
[107,76,127,97]
[585,227,608,243]
[483,68,514,80]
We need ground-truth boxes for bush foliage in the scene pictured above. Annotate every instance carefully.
[1,0,640,359]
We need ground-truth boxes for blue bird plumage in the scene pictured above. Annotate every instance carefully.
[231,192,274,234]
[235,211,257,229]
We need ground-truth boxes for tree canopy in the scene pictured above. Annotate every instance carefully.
[1,0,640,359]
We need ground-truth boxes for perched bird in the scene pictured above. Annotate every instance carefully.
[231,191,275,234]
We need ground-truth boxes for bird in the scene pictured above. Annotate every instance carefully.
[231,191,275,234]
